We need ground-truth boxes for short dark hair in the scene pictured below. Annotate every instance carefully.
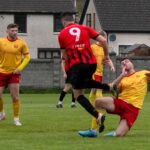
[7,23,19,29]
[120,56,132,62]
[61,12,74,21]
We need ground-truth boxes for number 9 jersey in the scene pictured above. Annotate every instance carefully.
[58,23,99,68]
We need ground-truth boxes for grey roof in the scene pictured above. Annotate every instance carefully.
[122,44,150,54]
[94,0,150,32]
[0,0,76,13]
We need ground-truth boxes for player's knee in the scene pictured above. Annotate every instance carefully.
[11,94,19,101]
[95,99,103,108]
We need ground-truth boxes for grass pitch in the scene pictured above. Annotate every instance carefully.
[0,93,150,150]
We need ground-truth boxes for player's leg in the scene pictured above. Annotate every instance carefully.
[70,91,76,108]
[95,97,115,111]
[91,89,104,130]
[115,119,129,136]
[56,83,72,108]
[90,75,104,131]
[104,119,129,137]
[89,88,97,130]
[103,100,139,137]
[95,96,116,133]
[74,89,99,119]
[79,89,105,137]
[9,83,22,126]
[79,88,98,137]
[0,74,7,121]
[70,64,105,134]
[74,88,105,137]
[0,86,5,121]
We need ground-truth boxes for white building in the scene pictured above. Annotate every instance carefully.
[82,0,150,55]
[0,0,76,58]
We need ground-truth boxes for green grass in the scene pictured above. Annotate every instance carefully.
[0,93,150,150]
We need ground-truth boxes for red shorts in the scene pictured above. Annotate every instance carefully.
[92,74,102,82]
[0,73,20,87]
[108,98,140,129]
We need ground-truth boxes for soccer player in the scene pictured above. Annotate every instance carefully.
[0,23,30,126]
[95,58,150,137]
[79,37,115,137]
[58,13,113,132]
[56,59,76,108]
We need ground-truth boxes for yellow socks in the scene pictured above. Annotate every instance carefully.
[13,100,20,118]
[95,89,102,98]
[90,90,103,130]
[89,91,96,105]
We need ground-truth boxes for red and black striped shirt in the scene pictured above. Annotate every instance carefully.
[58,23,99,68]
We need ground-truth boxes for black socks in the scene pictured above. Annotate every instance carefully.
[77,95,98,118]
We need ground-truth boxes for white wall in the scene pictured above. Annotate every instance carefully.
[83,0,102,32]
[0,14,14,36]
[108,33,150,54]
[0,14,60,58]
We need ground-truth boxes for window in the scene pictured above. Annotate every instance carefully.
[86,14,91,27]
[14,14,27,33]
[119,45,131,56]
[38,48,60,59]
[54,14,63,32]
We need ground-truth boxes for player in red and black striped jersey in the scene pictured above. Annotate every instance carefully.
[58,13,112,132]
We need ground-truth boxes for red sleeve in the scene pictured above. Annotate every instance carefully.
[84,25,99,39]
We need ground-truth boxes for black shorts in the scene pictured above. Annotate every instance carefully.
[65,70,72,83]
[68,63,97,89]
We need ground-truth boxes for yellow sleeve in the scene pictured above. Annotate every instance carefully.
[17,54,30,71]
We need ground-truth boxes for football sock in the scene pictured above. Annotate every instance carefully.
[13,100,20,118]
[89,91,96,105]
[89,92,98,129]
[96,90,103,98]
[59,91,66,102]
[87,80,110,91]
[104,131,116,137]
[58,101,62,105]
[0,97,4,112]
[77,95,98,118]
[91,117,98,130]
[71,92,75,103]
[90,90,104,130]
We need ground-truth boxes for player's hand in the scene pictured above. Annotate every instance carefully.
[103,55,110,62]
[63,73,67,79]
[110,65,115,72]
[103,57,115,73]
[121,66,127,76]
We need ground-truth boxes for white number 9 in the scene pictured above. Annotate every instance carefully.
[69,27,81,42]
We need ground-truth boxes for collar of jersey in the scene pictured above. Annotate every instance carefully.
[7,36,18,42]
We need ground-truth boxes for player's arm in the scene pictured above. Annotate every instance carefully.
[13,53,30,74]
[95,35,109,60]
[61,59,67,79]
[111,66,126,87]
[61,49,68,61]
[13,41,30,74]
[104,58,115,72]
